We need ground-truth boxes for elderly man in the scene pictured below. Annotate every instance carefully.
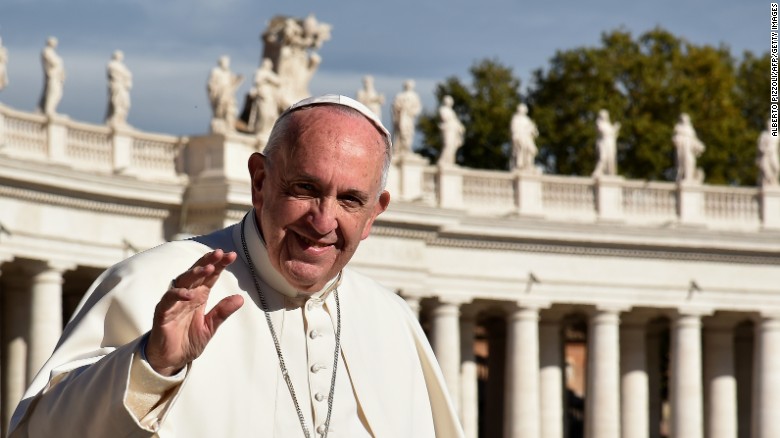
[10,95,463,437]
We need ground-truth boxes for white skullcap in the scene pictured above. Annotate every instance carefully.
[280,94,390,142]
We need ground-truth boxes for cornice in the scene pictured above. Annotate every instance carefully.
[0,183,171,219]
[371,221,780,266]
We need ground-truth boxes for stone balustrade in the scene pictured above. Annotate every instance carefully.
[388,152,780,231]
[0,103,184,183]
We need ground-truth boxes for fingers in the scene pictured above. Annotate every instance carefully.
[173,249,237,289]
[205,295,245,333]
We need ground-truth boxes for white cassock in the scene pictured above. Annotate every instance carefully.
[10,212,464,437]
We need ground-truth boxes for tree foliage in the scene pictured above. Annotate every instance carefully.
[418,59,522,170]
[527,27,770,184]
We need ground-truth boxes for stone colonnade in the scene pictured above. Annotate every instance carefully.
[0,259,83,436]
[407,296,780,438]
[2,259,780,438]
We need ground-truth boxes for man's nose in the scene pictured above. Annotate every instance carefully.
[308,197,337,235]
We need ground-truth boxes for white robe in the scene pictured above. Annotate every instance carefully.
[10,214,463,437]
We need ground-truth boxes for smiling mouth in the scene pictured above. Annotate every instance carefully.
[296,233,333,249]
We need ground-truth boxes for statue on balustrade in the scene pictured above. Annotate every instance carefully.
[392,79,422,154]
[38,37,65,116]
[105,50,132,127]
[357,75,385,120]
[259,14,331,110]
[757,117,780,186]
[673,113,706,183]
[0,36,8,92]
[207,55,244,133]
[592,109,620,177]
[437,95,465,166]
[510,103,539,172]
[248,58,281,136]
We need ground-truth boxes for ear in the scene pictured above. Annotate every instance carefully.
[248,153,267,207]
[360,190,391,240]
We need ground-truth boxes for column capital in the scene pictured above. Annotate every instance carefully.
[505,299,551,313]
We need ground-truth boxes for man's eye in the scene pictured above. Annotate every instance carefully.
[291,183,316,195]
[339,196,364,208]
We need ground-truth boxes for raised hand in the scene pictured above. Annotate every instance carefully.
[145,249,244,376]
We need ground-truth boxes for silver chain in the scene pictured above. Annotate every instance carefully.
[240,217,341,438]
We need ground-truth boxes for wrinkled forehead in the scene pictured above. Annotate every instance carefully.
[284,106,386,157]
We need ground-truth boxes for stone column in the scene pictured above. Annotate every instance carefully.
[2,271,30,434]
[670,313,704,438]
[585,309,621,438]
[703,320,737,438]
[539,316,563,438]
[460,307,478,438]
[431,299,461,414]
[755,315,780,438]
[504,305,540,438]
[25,261,71,381]
[620,319,649,438]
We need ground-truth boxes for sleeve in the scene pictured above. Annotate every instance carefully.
[10,335,188,438]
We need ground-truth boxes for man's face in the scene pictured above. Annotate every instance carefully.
[249,107,390,292]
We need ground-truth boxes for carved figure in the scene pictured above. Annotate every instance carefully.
[357,75,385,120]
[673,113,706,183]
[250,58,282,135]
[437,96,465,165]
[260,14,331,110]
[207,56,244,133]
[391,80,422,153]
[106,50,132,127]
[757,117,780,186]
[510,103,539,171]
[39,37,65,115]
[0,37,8,91]
[592,109,621,177]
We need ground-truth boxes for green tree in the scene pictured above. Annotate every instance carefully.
[528,27,766,185]
[418,59,522,170]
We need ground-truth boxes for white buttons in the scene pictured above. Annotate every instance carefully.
[316,425,326,435]
[310,363,327,373]
[315,392,326,402]
[309,329,320,339]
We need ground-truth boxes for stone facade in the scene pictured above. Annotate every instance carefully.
[1,102,779,438]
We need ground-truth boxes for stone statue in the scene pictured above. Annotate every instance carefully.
[437,95,465,166]
[105,50,132,127]
[260,14,331,110]
[673,113,706,183]
[757,117,780,186]
[38,37,65,115]
[357,75,385,120]
[0,36,8,92]
[392,79,422,154]
[592,109,621,177]
[249,58,281,135]
[207,55,244,133]
[510,103,539,172]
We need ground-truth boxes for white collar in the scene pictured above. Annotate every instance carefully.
[239,210,340,299]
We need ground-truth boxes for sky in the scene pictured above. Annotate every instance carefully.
[0,0,770,137]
